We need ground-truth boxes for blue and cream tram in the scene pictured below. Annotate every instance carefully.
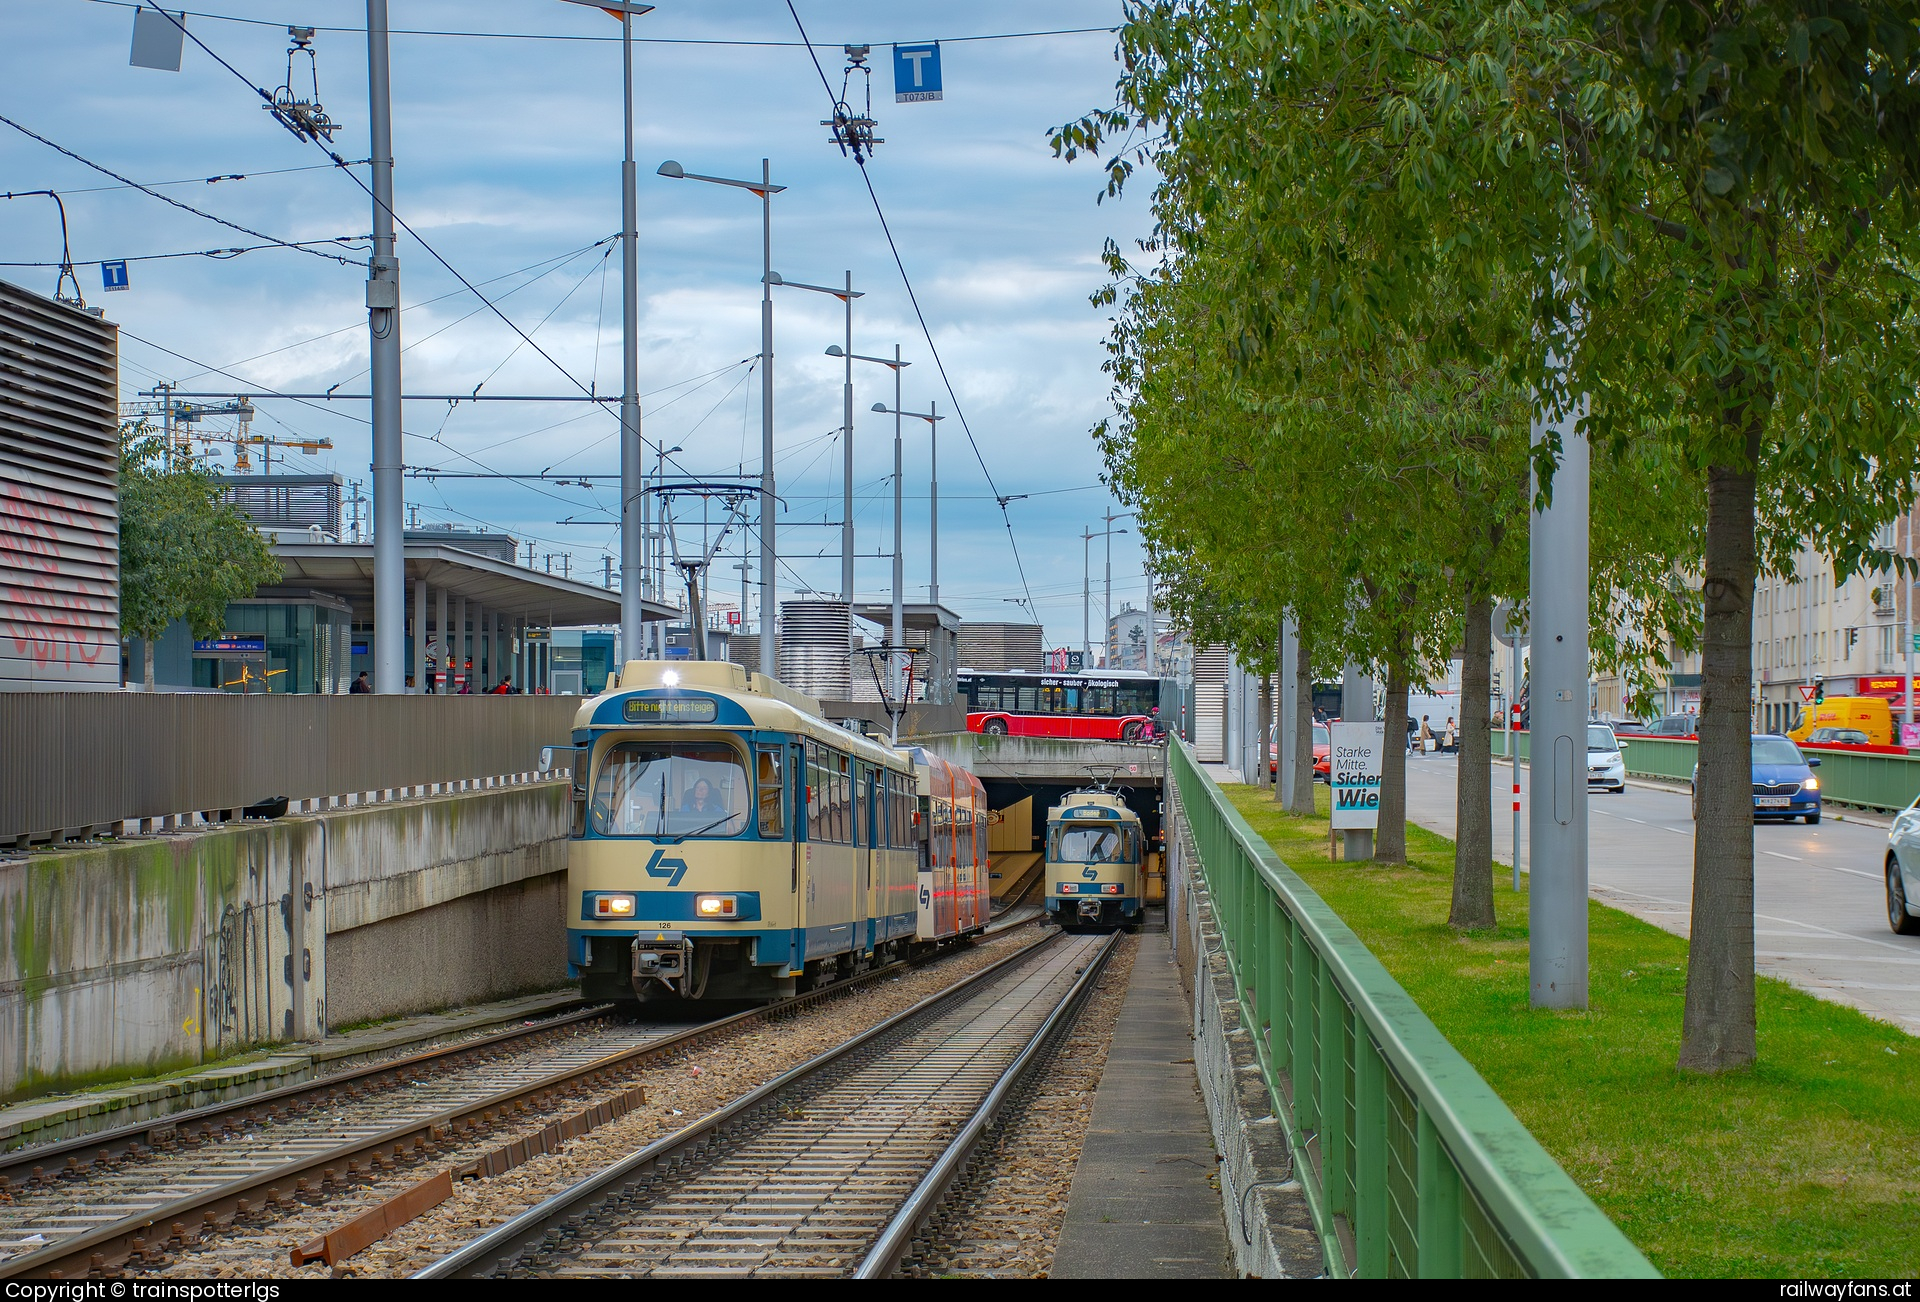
[1044,785,1144,930]
[563,660,988,1002]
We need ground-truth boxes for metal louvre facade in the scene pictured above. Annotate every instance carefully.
[0,693,581,844]
[0,281,120,691]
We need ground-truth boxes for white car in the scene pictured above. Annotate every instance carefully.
[1887,799,1920,935]
[1587,723,1627,794]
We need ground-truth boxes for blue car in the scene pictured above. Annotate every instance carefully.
[1690,733,1822,824]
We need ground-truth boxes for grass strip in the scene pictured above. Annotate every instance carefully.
[1221,783,1920,1278]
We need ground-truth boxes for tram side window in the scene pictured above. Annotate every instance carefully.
[757,746,784,839]
[834,754,851,843]
[806,743,826,839]
[592,742,747,837]
[853,764,867,848]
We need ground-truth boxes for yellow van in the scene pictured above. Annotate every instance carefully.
[1788,696,1894,746]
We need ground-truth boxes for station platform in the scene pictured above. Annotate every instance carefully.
[1051,931,1231,1279]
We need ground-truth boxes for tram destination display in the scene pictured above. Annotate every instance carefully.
[623,697,719,723]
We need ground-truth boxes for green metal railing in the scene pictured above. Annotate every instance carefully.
[1492,730,1920,812]
[1170,740,1657,1279]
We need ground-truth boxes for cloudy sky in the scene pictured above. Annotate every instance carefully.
[2,0,1156,651]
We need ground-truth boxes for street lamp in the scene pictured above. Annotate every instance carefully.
[1104,508,1136,667]
[1083,525,1127,665]
[871,399,945,606]
[834,346,912,692]
[769,271,862,605]
[559,0,654,666]
[658,157,786,676]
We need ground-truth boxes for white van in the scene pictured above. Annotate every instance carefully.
[1404,692,1460,753]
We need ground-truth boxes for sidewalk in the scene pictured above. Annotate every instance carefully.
[1050,932,1230,1279]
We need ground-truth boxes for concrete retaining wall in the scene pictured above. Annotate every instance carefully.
[0,782,569,1101]
[1169,782,1322,1278]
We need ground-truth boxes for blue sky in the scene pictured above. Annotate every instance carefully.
[2,0,1155,650]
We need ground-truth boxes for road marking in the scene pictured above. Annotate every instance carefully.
[1763,851,1803,862]
[1622,816,1648,824]
[1661,827,1690,836]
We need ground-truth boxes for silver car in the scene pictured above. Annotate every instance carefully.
[1887,798,1920,935]
[1587,723,1627,793]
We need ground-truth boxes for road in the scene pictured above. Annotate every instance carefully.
[1397,753,1920,1035]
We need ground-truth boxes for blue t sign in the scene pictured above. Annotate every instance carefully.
[101,261,130,292]
[893,43,942,103]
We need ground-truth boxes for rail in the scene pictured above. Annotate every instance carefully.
[0,693,581,844]
[1168,739,1656,1278]
[1492,729,1920,812]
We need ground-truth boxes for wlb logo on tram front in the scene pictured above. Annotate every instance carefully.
[644,848,690,887]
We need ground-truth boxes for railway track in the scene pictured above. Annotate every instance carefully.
[416,929,1117,1279]
[0,933,1029,1281]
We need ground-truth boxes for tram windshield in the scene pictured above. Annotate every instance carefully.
[1053,825,1135,863]
[592,741,749,837]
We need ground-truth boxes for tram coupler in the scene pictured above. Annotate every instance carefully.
[631,931,690,991]
[1076,899,1104,922]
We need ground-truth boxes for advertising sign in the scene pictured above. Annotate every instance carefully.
[1329,721,1385,831]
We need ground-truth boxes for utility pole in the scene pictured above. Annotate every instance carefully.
[618,5,645,666]
[365,0,406,695]
[1529,379,1590,1011]
[889,346,905,700]
[759,158,777,679]
[840,272,855,604]
[927,399,939,607]
[1082,527,1094,664]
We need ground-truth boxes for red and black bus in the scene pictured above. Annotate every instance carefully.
[958,669,1170,741]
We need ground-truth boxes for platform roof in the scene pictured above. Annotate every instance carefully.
[852,602,963,634]
[268,542,677,628]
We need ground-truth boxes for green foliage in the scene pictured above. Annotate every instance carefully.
[119,425,281,644]
[1227,782,1920,1278]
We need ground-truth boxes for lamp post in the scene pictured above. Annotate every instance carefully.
[769,271,863,608]
[652,441,681,656]
[1083,525,1126,665]
[1103,508,1136,667]
[658,158,786,676]
[560,0,654,668]
[871,399,944,606]
[366,0,405,693]
[833,345,910,697]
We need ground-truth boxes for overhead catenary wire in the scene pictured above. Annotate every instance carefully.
[142,9,608,404]
[0,114,364,265]
[785,1,1041,620]
[76,1,1117,47]
[0,234,370,267]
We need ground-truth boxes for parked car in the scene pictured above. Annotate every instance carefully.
[1690,733,1822,824]
[1269,721,1336,782]
[1608,717,1656,736]
[1805,726,1873,746]
[1884,797,1920,934]
[1587,723,1627,793]
[1647,714,1700,738]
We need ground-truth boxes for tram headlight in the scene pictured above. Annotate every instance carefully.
[594,893,636,918]
[695,893,738,919]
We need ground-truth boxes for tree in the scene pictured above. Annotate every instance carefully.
[119,427,282,688]
[1059,0,1920,1071]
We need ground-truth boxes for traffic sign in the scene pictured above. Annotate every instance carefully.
[1800,684,1818,702]
[100,261,130,292]
[893,43,942,102]
[1492,599,1528,648]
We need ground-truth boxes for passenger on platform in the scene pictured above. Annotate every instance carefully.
[350,671,371,694]
[489,676,513,695]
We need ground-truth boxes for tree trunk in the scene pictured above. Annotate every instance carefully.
[1679,437,1761,1072]
[1289,627,1315,813]
[1451,594,1496,929]
[143,638,155,691]
[1256,665,1273,791]
[1377,666,1409,863]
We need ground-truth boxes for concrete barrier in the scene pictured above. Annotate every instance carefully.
[0,781,569,1102]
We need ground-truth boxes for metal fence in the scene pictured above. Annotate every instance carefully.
[1,693,582,844]
[1169,740,1657,1278]
[1492,730,1920,812]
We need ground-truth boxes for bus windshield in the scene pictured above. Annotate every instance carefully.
[1054,825,1135,863]
[592,741,749,837]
